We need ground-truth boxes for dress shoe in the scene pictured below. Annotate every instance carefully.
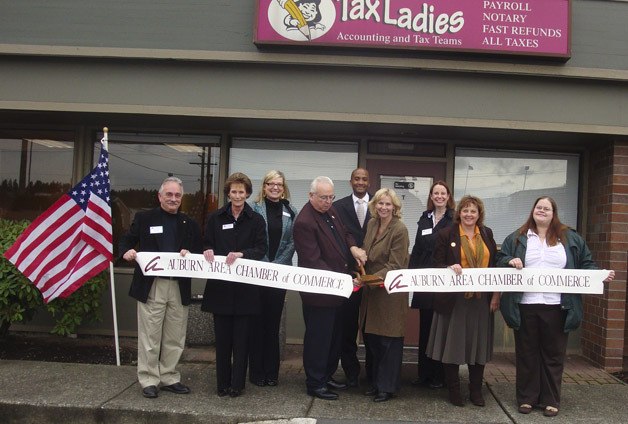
[428,380,444,389]
[217,388,229,397]
[251,379,266,387]
[229,388,242,398]
[518,404,533,414]
[327,379,348,390]
[413,377,444,389]
[266,379,278,387]
[307,387,339,400]
[160,382,190,394]
[364,386,378,396]
[345,377,359,388]
[543,406,559,417]
[373,392,393,402]
[142,385,159,398]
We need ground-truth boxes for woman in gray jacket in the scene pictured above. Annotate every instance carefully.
[248,170,297,387]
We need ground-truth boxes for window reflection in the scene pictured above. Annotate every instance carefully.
[95,132,220,263]
[454,148,579,243]
[0,135,74,221]
[230,138,359,266]
[230,137,358,214]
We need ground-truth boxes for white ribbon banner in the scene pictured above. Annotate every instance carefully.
[135,252,353,298]
[384,268,608,295]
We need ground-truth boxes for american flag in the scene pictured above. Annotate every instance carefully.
[4,142,113,303]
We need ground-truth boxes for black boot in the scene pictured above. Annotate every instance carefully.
[443,363,464,407]
[468,364,485,407]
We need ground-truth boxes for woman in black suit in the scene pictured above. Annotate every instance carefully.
[409,180,455,389]
[201,172,267,397]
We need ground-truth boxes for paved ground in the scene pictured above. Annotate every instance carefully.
[0,343,625,424]
[183,344,620,386]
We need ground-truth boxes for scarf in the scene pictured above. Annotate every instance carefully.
[460,230,485,299]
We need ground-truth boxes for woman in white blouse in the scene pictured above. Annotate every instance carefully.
[497,196,614,418]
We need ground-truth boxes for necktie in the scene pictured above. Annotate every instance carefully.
[356,199,366,227]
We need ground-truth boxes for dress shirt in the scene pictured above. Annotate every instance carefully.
[353,193,370,214]
[521,229,567,305]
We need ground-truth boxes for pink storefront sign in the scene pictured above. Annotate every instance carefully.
[254,0,571,59]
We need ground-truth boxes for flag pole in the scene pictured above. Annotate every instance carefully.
[103,127,121,366]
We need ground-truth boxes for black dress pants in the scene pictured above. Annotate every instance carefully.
[418,308,443,383]
[249,287,286,382]
[302,303,343,391]
[214,314,251,391]
[366,333,404,393]
[337,289,362,381]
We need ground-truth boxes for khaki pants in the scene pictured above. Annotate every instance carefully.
[137,277,188,388]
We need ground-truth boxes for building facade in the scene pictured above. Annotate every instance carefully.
[0,1,626,371]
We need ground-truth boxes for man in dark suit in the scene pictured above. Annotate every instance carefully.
[293,176,367,400]
[120,177,202,399]
[333,168,371,387]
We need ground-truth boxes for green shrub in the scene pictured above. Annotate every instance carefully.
[46,271,108,336]
[0,219,40,336]
[0,218,108,337]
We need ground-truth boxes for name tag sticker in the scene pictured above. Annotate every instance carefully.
[222,223,234,230]
[282,211,291,217]
[150,226,163,234]
[421,228,433,236]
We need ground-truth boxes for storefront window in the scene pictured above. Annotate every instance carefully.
[95,132,220,262]
[454,148,579,244]
[230,138,359,213]
[0,133,75,221]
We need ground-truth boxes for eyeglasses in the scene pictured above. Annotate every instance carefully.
[315,194,335,202]
[265,182,284,188]
[163,192,182,199]
[535,205,553,212]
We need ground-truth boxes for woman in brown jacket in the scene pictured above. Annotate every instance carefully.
[427,195,499,408]
[359,188,409,403]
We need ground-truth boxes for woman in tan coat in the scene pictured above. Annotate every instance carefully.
[359,188,409,402]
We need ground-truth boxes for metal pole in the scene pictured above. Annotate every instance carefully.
[464,165,472,194]
[103,127,121,366]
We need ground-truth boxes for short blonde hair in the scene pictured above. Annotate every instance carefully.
[255,170,291,203]
[369,188,402,219]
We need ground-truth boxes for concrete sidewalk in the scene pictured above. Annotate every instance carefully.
[0,346,625,424]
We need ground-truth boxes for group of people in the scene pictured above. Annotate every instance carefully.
[120,168,614,418]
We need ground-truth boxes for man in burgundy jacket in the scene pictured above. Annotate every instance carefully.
[293,176,367,400]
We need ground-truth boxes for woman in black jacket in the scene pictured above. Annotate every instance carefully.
[201,172,267,397]
[409,180,455,389]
